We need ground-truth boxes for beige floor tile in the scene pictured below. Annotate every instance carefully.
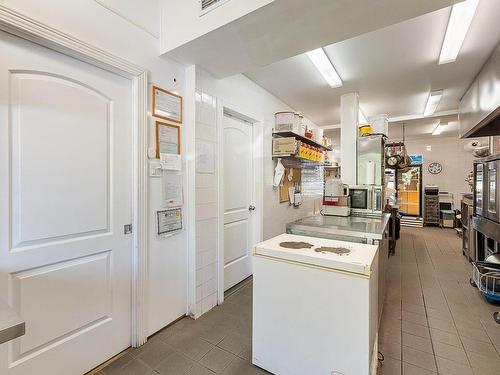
[380,338,402,360]
[403,302,426,316]
[467,351,500,375]
[433,341,469,365]
[155,352,196,375]
[427,315,457,334]
[430,328,462,347]
[436,352,474,375]
[461,336,499,357]
[402,333,433,354]
[425,306,451,321]
[200,347,235,374]
[402,362,436,375]
[185,363,217,375]
[379,356,402,375]
[403,311,428,327]
[402,321,430,339]
[402,347,437,372]
[458,325,492,344]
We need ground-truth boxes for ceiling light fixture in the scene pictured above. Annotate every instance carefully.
[359,109,368,124]
[424,90,443,116]
[306,48,342,88]
[432,121,447,136]
[439,0,479,64]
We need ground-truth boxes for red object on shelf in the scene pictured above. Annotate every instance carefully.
[305,130,313,139]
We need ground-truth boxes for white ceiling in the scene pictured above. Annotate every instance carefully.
[388,114,460,141]
[245,0,500,128]
[324,114,462,154]
[164,0,455,78]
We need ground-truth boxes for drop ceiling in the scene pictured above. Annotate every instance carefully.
[245,0,500,128]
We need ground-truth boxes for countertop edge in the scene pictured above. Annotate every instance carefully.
[0,300,25,345]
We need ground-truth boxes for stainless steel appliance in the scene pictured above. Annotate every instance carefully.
[349,185,383,216]
[473,155,500,261]
[322,178,350,217]
[357,135,385,186]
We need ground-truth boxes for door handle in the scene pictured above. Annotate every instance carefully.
[249,205,256,211]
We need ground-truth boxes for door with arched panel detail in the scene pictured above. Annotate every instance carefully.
[0,30,133,375]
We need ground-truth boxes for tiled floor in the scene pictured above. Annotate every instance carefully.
[97,277,265,375]
[379,226,500,375]
[99,226,500,375]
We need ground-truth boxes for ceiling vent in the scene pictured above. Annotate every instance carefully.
[200,0,230,16]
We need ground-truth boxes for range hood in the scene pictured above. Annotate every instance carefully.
[459,45,500,138]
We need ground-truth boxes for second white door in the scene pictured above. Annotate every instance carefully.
[223,115,254,291]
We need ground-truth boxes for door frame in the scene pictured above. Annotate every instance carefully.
[216,102,263,304]
[0,6,149,347]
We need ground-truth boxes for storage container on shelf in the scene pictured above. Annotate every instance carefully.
[368,114,389,136]
[275,111,297,132]
[274,112,305,136]
[312,127,323,144]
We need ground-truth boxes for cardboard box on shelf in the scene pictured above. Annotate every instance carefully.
[272,137,297,156]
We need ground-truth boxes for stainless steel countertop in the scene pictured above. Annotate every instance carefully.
[0,300,25,345]
[286,213,391,241]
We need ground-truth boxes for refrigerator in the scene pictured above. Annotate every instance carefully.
[396,165,422,217]
[252,233,379,375]
[357,135,385,186]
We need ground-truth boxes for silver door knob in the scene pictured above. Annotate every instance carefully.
[249,205,256,211]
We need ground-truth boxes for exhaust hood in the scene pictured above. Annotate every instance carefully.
[459,45,500,138]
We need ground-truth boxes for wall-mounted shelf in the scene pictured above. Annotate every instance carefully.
[273,130,332,151]
[272,155,324,167]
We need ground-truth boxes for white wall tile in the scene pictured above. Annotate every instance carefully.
[195,203,218,221]
[196,187,217,205]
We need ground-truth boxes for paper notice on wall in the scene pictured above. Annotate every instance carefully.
[163,172,183,207]
[156,208,183,238]
[160,153,181,171]
[196,140,215,174]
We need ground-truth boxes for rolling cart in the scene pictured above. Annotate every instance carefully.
[471,261,500,324]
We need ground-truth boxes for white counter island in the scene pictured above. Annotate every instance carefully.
[252,233,379,375]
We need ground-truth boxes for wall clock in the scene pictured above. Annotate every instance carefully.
[428,162,442,175]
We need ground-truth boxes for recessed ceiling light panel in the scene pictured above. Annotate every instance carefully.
[424,90,443,116]
[432,120,447,136]
[439,0,479,64]
[306,48,342,88]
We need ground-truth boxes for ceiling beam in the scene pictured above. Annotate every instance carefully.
[319,109,459,129]
[387,109,459,123]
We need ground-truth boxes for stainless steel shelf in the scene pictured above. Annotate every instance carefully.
[272,130,332,151]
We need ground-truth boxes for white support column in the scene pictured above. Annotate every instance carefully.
[340,92,359,185]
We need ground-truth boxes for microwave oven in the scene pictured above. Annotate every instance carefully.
[349,185,384,216]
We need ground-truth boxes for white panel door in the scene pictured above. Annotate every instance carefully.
[0,31,133,375]
[223,115,254,291]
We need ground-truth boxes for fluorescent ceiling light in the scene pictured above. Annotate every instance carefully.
[359,109,368,124]
[424,90,443,116]
[432,121,447,136]
[306,48,342,88]
[439,0,479,64]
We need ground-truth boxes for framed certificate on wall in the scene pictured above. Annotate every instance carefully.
[152,85,183,123]
[156,121,180,158]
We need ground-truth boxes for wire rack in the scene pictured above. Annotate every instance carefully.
[472,261,500,303]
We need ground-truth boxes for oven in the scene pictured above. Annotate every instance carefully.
[349,185,383,216]
[473,155,500,261]
[486,160,500,222]
[474,162,484,217]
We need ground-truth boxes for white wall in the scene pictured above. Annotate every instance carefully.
[188,67,321,317]
[196,69,321,238]
[160,0,274,52]
[402,136,487,207]
[1,0,188,336]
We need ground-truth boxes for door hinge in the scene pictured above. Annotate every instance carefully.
[124,224,133,234]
